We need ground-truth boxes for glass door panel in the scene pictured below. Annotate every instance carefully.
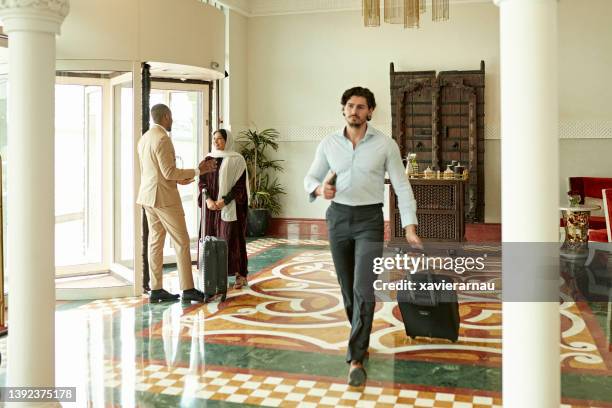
[149,86,206,257]
[85,87,103,263]
[171,91,201,241]
[55,84,103,270]
[113,80,135,270]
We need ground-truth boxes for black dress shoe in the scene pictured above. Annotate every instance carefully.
[182,288,205,303]
[149,288,179,303]
[348,365,367,387]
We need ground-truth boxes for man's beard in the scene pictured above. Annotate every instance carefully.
[347,117,364,128]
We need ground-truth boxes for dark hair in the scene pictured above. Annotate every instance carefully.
[341,87,376,109]
[214,129,228,141]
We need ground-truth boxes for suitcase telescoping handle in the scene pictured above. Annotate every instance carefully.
[407,273,437,306]
[200,186,206,241]
[200,187,218,243]
[405,248,437,306]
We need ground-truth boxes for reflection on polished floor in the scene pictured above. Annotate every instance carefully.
[1,238,611,407]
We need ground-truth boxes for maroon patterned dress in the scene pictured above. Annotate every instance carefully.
[198,156,249,277]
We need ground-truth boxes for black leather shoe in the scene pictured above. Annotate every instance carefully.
[348,364,367,387]
[182,288,205,303]
[149,288,179,303]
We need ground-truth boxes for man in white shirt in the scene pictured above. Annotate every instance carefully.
[304,87,421,386]
[137,104,216,303]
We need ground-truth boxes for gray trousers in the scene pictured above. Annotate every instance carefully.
[326,201,384,363]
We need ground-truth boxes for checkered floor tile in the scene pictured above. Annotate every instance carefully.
[104,363,507,407]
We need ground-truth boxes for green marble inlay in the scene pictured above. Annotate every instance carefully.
[162,241,327,280]
[247,245,318,276]
[104,387,260,407]
[561,372,612,402]
[4,240,609,406]
[125,339,501,393]
[123,338,612,403]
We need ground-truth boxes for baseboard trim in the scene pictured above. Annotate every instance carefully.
[268,218,329,239]
[268,218,501,242]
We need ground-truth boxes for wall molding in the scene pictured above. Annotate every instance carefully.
[249,0,362,17]
[218,0,492,18]
[215,0,251,17]
[231,121,612,142]
[559,120,612,140]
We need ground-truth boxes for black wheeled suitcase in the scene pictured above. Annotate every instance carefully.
[199,236,228,302]
[397,272,461,342]
[198,189,228,303]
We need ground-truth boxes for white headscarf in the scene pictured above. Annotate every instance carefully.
[206,129,250,222]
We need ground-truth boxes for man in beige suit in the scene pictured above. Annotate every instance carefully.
[137,104,216,303]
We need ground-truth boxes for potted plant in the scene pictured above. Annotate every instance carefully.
[567,190,581,207]
[238,128,286,236]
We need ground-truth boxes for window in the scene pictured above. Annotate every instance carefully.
[113,79,135,270]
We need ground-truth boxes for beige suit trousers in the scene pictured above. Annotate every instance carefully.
[143,205,194,291]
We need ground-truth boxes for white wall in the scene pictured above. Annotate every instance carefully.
[246,2,500,221]
[557,0,612,204]
[238,0,612,223]
[58,0,225,75]
[139,0,225,70]
[558,0,611,121]
[560,139,612,192]
[247,3,500,127]
[58,0,139,61]
[227,10,249,130]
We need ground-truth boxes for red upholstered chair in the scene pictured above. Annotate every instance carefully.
[588,188,612,243]
[569,177,612,230]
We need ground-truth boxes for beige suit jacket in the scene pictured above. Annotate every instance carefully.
[136,124,196,208]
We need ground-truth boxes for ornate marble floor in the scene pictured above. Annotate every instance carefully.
[0,238,610,407]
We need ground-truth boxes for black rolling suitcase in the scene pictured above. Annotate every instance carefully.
[198,189,228,303]
[397,272,461,342]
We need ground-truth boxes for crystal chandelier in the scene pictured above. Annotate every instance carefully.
[363,0,449,28]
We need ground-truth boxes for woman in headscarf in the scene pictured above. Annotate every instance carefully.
[198,129,250,289]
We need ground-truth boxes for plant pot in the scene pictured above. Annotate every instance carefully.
[247,208,271,237]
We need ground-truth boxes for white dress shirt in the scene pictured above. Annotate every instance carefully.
[304,125,418,227]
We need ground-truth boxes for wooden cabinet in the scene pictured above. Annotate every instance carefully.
[390,178,466,244]
[389,61,485,224]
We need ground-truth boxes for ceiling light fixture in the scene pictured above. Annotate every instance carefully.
[363,0,448,28]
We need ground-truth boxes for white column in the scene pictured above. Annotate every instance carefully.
[0,0,69,400]
[494,0,560,407]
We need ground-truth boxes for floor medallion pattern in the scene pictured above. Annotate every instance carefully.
[0,238,609,407]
